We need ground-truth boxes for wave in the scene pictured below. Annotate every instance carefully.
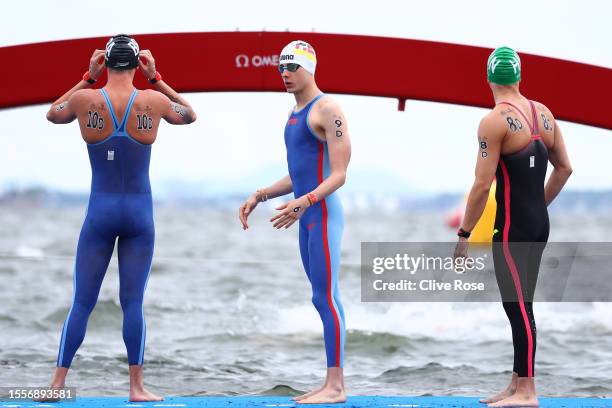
[258,384,302,396]
[270,302,612,341]
[378,362,481,378]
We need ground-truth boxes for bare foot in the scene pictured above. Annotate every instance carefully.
[293,386,324,401]
[128,364,163,402]
[34,367,69,402]
[129,388,164,402]
[33,383,66,403]
[33,392,61,403]
[488,394,538,407]
[488,376,537,407]
[480,387,516,404]
[480,373,518,403]
[297,386,346,404]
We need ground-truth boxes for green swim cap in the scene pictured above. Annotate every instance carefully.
[487,47,521,85]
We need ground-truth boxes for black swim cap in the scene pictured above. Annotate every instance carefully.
[105,34,140,70]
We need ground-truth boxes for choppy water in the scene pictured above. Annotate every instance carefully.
[1,204,611,398]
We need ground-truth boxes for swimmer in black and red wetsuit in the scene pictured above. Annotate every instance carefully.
[454,46,572,407]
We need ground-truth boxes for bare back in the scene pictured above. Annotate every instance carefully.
[493,97,556,155]
[72,88,167,145]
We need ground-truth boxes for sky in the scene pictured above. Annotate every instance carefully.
[0,0,610,196]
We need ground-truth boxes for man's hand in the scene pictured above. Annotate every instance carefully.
[88,49,105,81]
[270,196,310,229]
[47,49,104,123]
[453,237,469,262]
[143,50,197,125]
[138,50,156,80]
[239,194,260,230]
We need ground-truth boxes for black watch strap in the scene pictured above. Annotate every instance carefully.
[457,227,471,238]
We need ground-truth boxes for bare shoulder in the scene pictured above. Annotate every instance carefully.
[532,100,555,119]
[66,89,103,114]
[532,100,556,134]
[137,89,167,105]
[312,95,343,117]
[69,89,100,104]
[137,89,175,117]
[481,107,505,127]
[478,108,507,140]
[310,95,345,128]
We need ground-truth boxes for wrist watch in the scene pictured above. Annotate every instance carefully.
[149,71,162,84]
[82,71,96,84]
[457,227,471,238]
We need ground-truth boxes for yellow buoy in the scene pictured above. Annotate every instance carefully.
[469,181,497,244]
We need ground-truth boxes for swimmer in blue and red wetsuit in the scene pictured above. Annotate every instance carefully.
[41,35,196,402]
[239,40,351,404]
[454,47,572,407]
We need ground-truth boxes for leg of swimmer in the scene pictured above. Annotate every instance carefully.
[488,274,538,406]
[299,222,312,283]
[490,302,539,407]
[479,301,519,404]
[329,216,346,371]
[328,216,346,392]
[525,242,545,303]
[483,244,518,404]
[299,221,346,405]
[504,302,521,378]
[293,224,344,402]
[524,241,544,376]
[308,222,342,368]
[37,227,114,401]
[117,234,162,402]
[293,224,325,402]
[526,302,536,376]
[58,228,115,368]
[490,280,538,405]
[332,285,346,391]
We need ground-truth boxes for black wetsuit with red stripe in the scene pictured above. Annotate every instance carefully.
[492,99,549,378]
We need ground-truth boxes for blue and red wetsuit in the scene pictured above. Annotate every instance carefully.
[284,94,346,368]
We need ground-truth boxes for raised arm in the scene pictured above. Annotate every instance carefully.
[544,118,572,205]
[138,50,196,124]
[46,50,105,124]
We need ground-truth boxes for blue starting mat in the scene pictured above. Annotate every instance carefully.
[2,396,610,408]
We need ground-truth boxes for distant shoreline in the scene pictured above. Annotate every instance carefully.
[1,187,611,214]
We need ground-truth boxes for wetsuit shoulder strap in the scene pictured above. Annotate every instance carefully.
[307,93,325,111]
[99,88,120,130]
[305,94,326,142]
[528,100,540,135]
[497,101,534,135]
[118,89,138,131]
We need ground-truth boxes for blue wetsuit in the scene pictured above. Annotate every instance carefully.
[284,94,346,368]
[57,88,154,367]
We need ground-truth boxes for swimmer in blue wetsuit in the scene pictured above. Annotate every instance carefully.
[42,35,196,402]
[239,40,351,405]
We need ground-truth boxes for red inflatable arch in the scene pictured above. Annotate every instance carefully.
[1,32,610,130]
